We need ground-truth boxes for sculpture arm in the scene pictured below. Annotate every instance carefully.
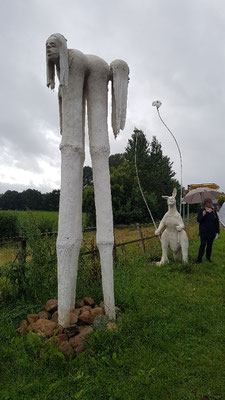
[176,223,184,232]
[176,218,185,231]
[197,208,206,223]
[155,220,165,235]
[111,60,129,138]
[47,80,55,90]
[58,86,63,135]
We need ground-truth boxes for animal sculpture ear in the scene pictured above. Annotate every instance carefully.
[162,195,169,199]
[172,188,177,198]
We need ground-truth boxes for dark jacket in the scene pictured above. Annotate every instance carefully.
[197,208,220,237]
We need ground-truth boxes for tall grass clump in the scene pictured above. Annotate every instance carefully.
[0,213,57,304]
[0,213,19,239]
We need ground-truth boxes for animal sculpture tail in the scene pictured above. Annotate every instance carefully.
[110,60,129,138]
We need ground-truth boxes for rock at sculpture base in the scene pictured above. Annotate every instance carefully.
[16,298,115,358]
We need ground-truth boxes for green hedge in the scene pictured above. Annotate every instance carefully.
[0,214,19,239]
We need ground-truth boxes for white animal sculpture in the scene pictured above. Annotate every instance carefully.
[46,33,129,327]
[155,188,189,265]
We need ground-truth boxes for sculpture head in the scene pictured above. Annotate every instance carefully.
[46,33,69,89]
[162,188,177,207]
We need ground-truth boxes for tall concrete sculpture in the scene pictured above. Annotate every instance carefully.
[46,33,129,327]
[155,188,189,264]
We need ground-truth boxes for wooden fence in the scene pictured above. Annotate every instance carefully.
[0,223,157,265]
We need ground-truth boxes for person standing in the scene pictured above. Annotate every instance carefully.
[196,198,220,263]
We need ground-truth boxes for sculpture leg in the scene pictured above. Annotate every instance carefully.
[57,75,85,327]
[180,231,189,262]
[86,61,115,319]
[57,146,84,327]
[157,232,169,265]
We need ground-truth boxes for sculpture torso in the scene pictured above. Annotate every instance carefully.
[67,49,110,81]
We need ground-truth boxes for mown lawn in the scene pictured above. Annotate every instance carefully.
[0,226,225,400]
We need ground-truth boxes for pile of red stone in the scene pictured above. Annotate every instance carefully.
[16,297,115,357]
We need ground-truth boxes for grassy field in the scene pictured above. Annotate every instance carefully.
[0,217,225,400]
[0,209,59,225]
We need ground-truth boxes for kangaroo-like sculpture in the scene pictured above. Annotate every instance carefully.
[155,188,189,265]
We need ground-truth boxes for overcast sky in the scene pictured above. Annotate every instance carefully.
[1,0,225,194]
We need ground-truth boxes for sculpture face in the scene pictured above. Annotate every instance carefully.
[46,37,59,63]
[167,196,175,206]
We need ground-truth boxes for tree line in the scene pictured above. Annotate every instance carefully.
[0,130,180,225]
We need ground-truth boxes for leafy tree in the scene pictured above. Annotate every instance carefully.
[0,190,22,210]
[125,130,179,218]
[109,153,125,171]
[83,166,93,189]
[43,190,60,211]
[125,129,149,164]
[110,161,159,224]
[83,186,95,226]
[20,189,43,210]
[83,129,179,226]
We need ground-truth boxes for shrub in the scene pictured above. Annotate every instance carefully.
[0,214,57,303]
[0,214,19,239]
[218,194,225,208]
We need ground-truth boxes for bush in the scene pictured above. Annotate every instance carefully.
[218,194,225,208]
[0,215,57,303]
[0,214,19,239]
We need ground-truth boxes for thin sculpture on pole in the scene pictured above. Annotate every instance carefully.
[46,33,129,327]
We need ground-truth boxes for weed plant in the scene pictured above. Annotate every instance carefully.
[0,222,225,399]
[0,213,57,303]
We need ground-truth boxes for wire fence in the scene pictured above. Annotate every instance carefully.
[0,223,158,266]
[0,216,198,267]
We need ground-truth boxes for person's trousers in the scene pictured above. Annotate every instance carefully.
[197,235,215,262]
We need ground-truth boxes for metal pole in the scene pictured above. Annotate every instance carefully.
[187,185,190,232]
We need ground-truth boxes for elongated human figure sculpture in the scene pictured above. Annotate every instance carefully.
[155,188,189,264]
[46,33,129,327]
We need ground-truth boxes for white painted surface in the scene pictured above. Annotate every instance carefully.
[46,33,129,326]
[155,188,189,264]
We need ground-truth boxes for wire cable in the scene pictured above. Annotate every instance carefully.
[154,104,183,214]
[134,131,158,230]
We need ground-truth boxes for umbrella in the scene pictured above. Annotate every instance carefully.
[183,187,221,204]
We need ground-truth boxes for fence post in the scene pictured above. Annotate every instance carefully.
[90,238,100,281]
[113,232,118,265]
[136,223,146,252]
[17,238,27,264]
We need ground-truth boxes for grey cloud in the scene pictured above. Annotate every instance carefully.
[0,0,225,194]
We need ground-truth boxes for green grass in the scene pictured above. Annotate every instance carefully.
[0,227,225,399]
